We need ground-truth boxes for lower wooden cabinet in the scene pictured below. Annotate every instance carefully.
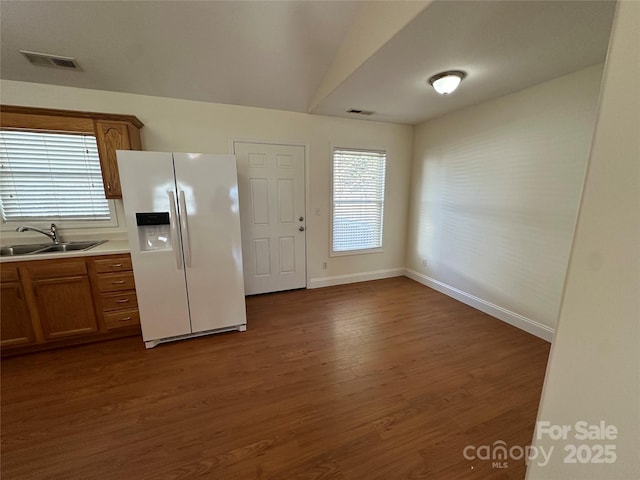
[90,254,139,332]
[0,253,140,356]
[103,309,141,329]
[32,276,98,340]
[1,281,36,348]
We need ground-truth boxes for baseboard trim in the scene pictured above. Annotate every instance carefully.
[404,269,555,342]
[308,268,405,289]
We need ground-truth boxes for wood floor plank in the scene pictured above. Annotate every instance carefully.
[1,277,550,479]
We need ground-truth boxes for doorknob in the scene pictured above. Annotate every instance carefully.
[299,216,304,221]
[299,226,305,231]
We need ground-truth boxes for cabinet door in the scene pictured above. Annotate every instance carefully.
[33,276,98,340]
[0,282,35,347]
[95,121,132,199]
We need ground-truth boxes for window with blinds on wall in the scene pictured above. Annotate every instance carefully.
[332,147,386,253]
[0,130,111,223]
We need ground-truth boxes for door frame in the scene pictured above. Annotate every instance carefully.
[230,138,310,290]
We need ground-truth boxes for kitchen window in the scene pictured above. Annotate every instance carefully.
[0,130,116,227]
[331,147,386,254]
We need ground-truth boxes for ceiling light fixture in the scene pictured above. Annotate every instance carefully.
[428,70,466,95]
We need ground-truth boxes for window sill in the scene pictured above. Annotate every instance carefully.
[330,247,384,257]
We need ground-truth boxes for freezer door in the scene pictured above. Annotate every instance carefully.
[173,153,247,332]
[117,150,192,341]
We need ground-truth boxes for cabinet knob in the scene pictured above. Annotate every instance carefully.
[299,226,305,232]
[106,182,111,191]
[112,280,125,285]
[116,299,129,304]
[299,216,304,222]
[110,263,123,267]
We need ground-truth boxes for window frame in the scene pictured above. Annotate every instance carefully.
[0,109,119,231]
[330,145,387,257]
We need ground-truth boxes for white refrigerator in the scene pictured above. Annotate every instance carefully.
[117,151,247,349]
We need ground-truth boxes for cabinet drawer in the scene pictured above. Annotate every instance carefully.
[101,291,138,312]
[104,308,140,329]
[28,260,87,280]
[0,264,20,283]
[94,256,132,273]
[97,272,135,292]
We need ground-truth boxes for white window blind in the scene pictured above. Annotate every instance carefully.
[332,147,386,253]
[0,130,110,222]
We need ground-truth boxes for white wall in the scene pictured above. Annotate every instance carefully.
[0,81,413,284]
[527,1,640,478]
[405,64,604,339]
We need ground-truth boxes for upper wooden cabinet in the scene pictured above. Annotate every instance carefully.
[94,120,143,198]
[0,105,143,199]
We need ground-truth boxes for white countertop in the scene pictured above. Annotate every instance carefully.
[0,239,131,263]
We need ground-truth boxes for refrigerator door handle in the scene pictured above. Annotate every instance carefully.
[178,190,192,268]
[168,190,183,270]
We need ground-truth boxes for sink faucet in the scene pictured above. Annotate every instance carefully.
[16,223,60,244]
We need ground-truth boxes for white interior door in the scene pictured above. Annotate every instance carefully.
[234,142,306,295]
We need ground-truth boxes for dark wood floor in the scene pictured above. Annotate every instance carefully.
[1,277,550,480]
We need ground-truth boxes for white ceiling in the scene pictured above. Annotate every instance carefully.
[0,1,359,113]
[0,0,616,125]
[314,0,616,124]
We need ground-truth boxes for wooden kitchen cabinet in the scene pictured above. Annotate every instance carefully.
[0,264,36,348]
[26,259,99,340]
[32,276,99,340]
[0,105,144,200]
[96,272,136,293]
[94,120,143,199]
[90,254,140,331]
[1,254,140,357]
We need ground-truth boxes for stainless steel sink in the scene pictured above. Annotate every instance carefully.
[38,241,106,253]
[0,240,107,256]
[0,243,51,256]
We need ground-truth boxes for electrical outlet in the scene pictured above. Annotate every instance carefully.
[422,259,427,267]
[322,261,328,270]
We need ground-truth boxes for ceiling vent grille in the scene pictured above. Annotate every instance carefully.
[347,108,375,116]
[20,50,82,71]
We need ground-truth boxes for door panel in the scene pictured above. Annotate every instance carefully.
[278,179,294,223]
[172,153,247,333]
[235,142,306,295]
[254,238,271,275]
[250,178,270,224]
[279,236,296,273]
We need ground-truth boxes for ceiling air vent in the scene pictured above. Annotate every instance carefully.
[347,108,375,116]
[20,50,82,71]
